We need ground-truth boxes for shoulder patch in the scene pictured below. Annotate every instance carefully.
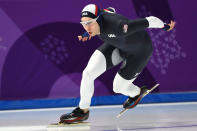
[123,24,128,33]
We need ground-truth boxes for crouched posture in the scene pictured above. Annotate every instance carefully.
[59,4,175,124]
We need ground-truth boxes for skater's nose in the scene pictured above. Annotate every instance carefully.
[84,26,91,32]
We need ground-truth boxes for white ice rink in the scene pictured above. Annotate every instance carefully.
[0,102,197,131]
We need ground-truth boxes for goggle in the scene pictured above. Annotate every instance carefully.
[80,16,99,26]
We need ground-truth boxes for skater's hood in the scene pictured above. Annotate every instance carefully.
[80,4,103,28]
[81,4,100,19]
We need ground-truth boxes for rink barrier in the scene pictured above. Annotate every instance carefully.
[0,92,197,110]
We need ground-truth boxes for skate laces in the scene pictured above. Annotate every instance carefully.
[129,96,138,102]
[72,107,84,115]
[129,87,147,102]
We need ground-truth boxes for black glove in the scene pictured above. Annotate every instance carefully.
[162,24,171,31]
[82,32,90,38]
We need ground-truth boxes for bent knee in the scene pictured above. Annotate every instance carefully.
[113,79,122,93]
[82,69,92,79]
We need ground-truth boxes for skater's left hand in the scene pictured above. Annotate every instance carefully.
[166,20,176,31]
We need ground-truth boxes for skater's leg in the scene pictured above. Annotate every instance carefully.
[79,50,107,110]
[113,51,152,108]
[59,50,107,123]
[113,73,140,97]
[113,72,148,109]
[60,44,123,123]
[80,44,123,110]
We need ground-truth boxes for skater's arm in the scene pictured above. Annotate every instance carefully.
[146,16,175,31]
[119,18,149,35]
[119,16,175,36]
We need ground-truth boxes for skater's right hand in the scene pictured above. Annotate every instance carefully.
[78,32,92,42]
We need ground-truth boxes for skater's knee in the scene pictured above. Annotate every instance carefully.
[113,73,133,93]
[113,79,122,93]
[113,86,121,93]
[82,69,96,80]
[82,69,91,79]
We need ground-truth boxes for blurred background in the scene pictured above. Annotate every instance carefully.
[0,0,196,110]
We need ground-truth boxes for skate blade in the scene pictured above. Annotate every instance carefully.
[142,83,159,97]
[47,122,90,131]
[117,83,160,118]
[48,122,90,127]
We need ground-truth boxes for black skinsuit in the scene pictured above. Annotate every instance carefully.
[97,11,153,80]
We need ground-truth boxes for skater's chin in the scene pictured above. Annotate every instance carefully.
[89,32,96,36]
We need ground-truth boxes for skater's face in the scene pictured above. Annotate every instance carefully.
[80,17,100,36]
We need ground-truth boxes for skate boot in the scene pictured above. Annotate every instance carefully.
[59,107,89,124]
[123,86,148,109]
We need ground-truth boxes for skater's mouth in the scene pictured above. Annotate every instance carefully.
[88,32,93,36]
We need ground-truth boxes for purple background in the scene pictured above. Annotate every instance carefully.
[0,0,196,100]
